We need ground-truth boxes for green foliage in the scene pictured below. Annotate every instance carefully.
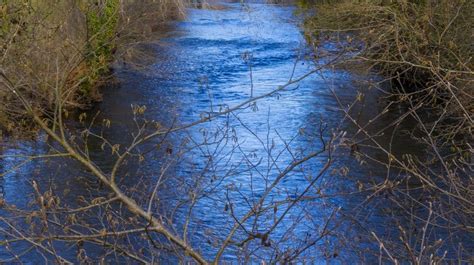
[81,0,120,94]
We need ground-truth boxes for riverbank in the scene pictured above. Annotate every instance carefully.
[0,0,186,135]
[301,0,473,137]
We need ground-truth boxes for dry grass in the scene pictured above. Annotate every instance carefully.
[0,0,188,134]
[304,0,473,139]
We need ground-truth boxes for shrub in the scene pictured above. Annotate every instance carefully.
[303,0,473,139]
[0,0,187,134]
[76,0,120,96]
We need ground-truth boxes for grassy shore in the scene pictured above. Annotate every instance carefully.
[0,0,186,134]
[302,0,473,140]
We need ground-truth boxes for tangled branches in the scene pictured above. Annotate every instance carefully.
[302,0,473,263]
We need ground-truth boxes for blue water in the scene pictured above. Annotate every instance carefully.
[1,2,471,263]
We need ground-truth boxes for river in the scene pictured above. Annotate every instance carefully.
[1,1,470,263]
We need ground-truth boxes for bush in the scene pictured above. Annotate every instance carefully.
[301,1,473,262]
[303,0,473,139]
[0,0,187,134]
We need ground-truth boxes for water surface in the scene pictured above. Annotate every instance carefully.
[1,1,469,263]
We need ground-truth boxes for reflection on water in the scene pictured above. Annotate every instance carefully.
[1,1,468,263]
